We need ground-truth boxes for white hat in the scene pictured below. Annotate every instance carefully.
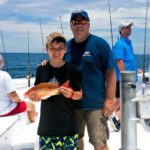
[119,20,133,32]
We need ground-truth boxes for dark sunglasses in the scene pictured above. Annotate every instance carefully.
[71,20,88,25]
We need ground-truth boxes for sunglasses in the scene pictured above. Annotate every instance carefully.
[71,20,88,25]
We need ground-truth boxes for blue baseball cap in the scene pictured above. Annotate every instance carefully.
[70,10,90,22]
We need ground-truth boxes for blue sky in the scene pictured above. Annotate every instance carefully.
[0,0,149,54]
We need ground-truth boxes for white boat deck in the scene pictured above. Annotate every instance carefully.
[0,77,150,150]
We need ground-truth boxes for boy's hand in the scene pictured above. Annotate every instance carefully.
[59,87,74,99]
[28,91,41,102]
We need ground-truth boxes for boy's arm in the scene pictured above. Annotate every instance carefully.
[59,87,82,100]
[71,89,82,100]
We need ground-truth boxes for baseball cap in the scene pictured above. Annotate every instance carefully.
[70,10,90,21]
[46,32,66,44]
[119,20,133,32]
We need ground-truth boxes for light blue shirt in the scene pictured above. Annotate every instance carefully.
[113,36,137,81]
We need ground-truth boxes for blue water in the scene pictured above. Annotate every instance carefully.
[1,53,150,78]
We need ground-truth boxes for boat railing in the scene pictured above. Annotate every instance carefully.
[120,71,150,150]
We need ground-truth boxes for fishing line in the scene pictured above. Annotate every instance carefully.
[142,0,149,94]
[108,0,114,49]
[0,31,8,71]
[39,18,45,53]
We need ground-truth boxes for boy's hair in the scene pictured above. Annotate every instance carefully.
[46,32,66,48]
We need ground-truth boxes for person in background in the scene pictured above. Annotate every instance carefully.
[112,21,138,131]
[65,10,116,150]
[0,54,36,122]
[28,32,83,150]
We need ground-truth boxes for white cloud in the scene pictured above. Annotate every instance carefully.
[134,0,147,3]
[0,0,6,5]
[0,0,149,54]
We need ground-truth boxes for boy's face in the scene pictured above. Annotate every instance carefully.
[46,41,66,63]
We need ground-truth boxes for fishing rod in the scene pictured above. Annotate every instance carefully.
[142,0,149,95]
[60,16,64,35]
[39,18,45,53]
[108,0,114,49]
[0,31,8,71]
[27,31,31,87]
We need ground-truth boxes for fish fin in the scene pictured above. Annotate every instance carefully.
[60,80,70,88]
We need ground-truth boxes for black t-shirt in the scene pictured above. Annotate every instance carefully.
[35,62,82,136]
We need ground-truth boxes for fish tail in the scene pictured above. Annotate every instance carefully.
[60,80,70,87]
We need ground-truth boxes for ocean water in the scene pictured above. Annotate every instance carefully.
[1,53,150,78]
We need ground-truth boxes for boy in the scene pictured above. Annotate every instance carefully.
[28,32,82,150]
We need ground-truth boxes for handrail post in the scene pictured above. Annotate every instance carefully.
[120,71,137,150]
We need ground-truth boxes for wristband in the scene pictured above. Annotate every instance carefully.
[70,90,74,99]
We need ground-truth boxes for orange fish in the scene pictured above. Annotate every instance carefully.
[24,80,70,100]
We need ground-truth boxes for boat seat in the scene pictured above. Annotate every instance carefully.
[11,120,39,150]
[0,112,29,150]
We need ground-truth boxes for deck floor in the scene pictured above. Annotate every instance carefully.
[12,78,150,150]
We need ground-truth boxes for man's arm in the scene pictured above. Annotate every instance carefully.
[117,59,125,71]
[105,69,116,101]
[9,91,21,103]
[103,69,116,116]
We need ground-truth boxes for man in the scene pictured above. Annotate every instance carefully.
[112,21,138,130]
[65,10,116,150]
[0,54,36,122]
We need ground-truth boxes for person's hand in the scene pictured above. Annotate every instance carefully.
[38,60,47,66]
[102,98,115,117]
[138,68,142,73]
[28,91,41,102]
[59,87,74,99]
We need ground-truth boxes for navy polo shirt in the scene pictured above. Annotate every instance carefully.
[65,34,114,110]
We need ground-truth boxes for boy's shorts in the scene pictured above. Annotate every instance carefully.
[0,101,27,117]
[75,109,109,147]
[40,134,79,150]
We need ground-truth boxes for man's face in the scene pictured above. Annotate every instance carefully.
[121,25,132,38]
[70,16,90,42]
[46,41,66,63]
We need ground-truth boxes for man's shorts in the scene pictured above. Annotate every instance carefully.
[75,109,109,147]
[39,134,79,150]
[0,101,27,117]
[116,81,120,98]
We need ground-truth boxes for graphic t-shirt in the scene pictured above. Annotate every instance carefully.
[35,62,82,136]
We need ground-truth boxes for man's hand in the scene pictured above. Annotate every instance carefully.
[38,60,47,66]
[9,91,21,103]
[102,98,116,117]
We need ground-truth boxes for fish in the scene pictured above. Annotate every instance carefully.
[24,80,70,100]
